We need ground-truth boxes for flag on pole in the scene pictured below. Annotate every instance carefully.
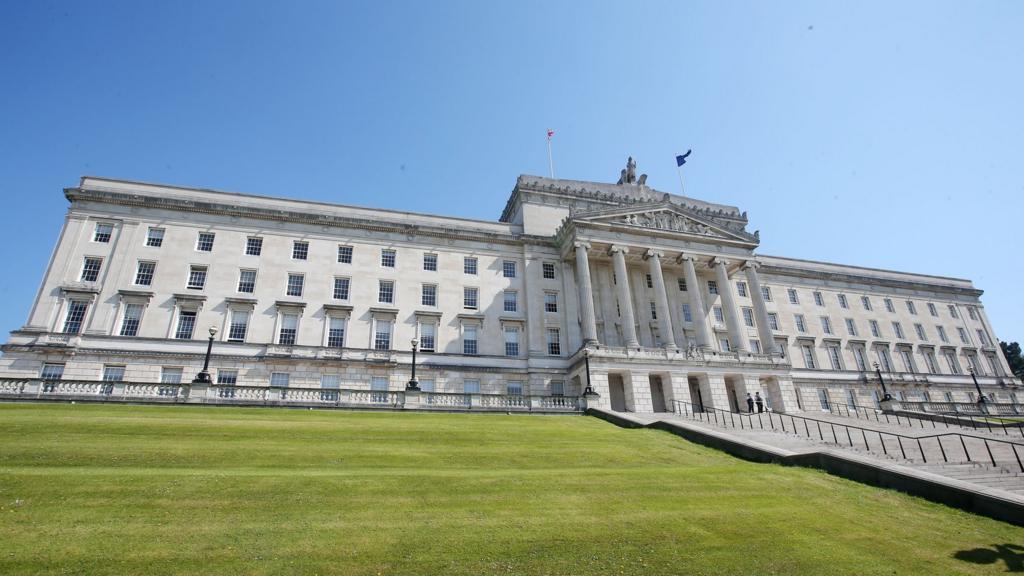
[676,149,692,166]
[546,129,555,178]
[547,128,555,140]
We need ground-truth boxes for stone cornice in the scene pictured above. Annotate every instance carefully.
[759,263,984,298]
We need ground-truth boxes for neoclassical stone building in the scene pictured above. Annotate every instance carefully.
[0,164,1018,413]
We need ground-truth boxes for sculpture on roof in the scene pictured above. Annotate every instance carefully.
[617,156,648,185]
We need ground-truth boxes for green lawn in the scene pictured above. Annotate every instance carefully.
[1,403,1021,575]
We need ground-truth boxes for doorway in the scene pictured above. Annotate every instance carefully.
[649,374,667,413]
[609,373,627,412]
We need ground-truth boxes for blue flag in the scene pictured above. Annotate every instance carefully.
[676,150,692,167]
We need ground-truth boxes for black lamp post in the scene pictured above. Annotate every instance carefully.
[969,366,986,404]
[874,362,892,401]
[406,338,421,391]
[192,325,218,384]
[583,348,595,395]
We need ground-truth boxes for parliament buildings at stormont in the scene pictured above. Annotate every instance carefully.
[0,162,1018,414]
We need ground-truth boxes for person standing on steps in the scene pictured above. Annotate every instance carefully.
[755,392,765,414]
[746,393,755,413]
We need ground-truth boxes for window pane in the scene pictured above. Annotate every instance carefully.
[63,301,89,334]
[175,311,196,339]
[246,237,263,256]
[120,303,143,336]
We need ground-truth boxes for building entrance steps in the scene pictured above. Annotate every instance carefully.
[810,408,1024,443]
[821,403,1024,441]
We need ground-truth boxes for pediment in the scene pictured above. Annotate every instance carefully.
[572,202,758,244]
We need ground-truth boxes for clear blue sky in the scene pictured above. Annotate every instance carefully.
[1,1,1021,343]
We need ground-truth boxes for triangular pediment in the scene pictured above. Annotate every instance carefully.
[571,202,758,244]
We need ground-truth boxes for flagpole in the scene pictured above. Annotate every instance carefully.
[676,164,685,195]
[547,131,555,178]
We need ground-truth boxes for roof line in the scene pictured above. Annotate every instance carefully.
[758,253,972,284]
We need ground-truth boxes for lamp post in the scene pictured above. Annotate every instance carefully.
[192,325,218,384]
[583,348,595,395]
[969,366,986,404]
[874,362,892,401]
[406,338,421,391]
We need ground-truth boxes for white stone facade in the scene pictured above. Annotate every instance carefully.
[0,170,1018,413]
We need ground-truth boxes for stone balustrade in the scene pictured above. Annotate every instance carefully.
[584,345,787,369]
[896,400,1024,416]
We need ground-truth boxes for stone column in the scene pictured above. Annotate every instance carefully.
[645,249,676,349]
[711,257,749,353]
[609,245,640,348]
[679,254,712,349]
[743,261,777,354]
[574,242,599,345]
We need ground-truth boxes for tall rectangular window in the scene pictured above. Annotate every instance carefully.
[742,307,754,327]
[246,237,263,256]
[968,306,978,321]
[761,286,772,301]
[464,287,478,309]
[327,317,346,348]
[551,380,565,396]
[845,318,857,336]
[861,296,872,311]
[543,262,556,279]
[976,329,991,346]
[423,253,437,271]
[63,301,89,334]
[768,312,779,330]
[81,257,102,282]
[914,323,927,341]
[333,277,350,300]
[196,232,215,252]
[802,345,816,369]
[464,257,477,275]
[924,350,939,373]
[504,326,519,357]
[379,280,395,304]
[419,323,436,352]
[838,294,848,309]
[120,303,143,336]
[546,328,561,356]
[650,301,657,320]
[422,284,437,307]
[795,314,807,333]
[146,227,164,247]
[463,326,478,355]
[682,304,693,323]
[40,363,65,380]
[544,292,558,313]
[503,290,517,312]
[884,298,895,313]
[813,291,824,306]
[503,260,516,278]
[944,351,962,374]
[927,303,938,317]
[892,322,905,340]
[337,245,353,264]
[948,304,959,319]
[187,265,207,290]
[102,365,125,381]
[787,289,799,304]
[736,281,747,297]
[287,274,304,297]
[853,347,867,371]
[906,300,917,315]
[827,346,843,370]
[713,307,725,323]
[678,278,688,291]
[957,327,969,344]
[937,325,948,343]
[374,320,392,350]
[645,274,654,289]
[228,310,249,342]
[135,261,155,286]
[381,249,396,267]
[175,311,196,339]
[820,316,832,335]
[707,281,718,295]
[720,338,732,352]
[878,348,894,372]
[278,313,298,345]
[869,320,881,338]
[237,269,257,293]
[93,223,113,243]
[292,241,309,260]
[899,349,916,373]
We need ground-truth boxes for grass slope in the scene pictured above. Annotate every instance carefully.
[0,403,1021,575]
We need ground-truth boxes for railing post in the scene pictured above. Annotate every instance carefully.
[984,439,996,467]
[917,438,927,463]
[897,436,907,459]
[1012,444,1024,473]
[936,437,947,462]
[960,435,971,461]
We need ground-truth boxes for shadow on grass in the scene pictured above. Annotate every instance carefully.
[953,544,1024,572]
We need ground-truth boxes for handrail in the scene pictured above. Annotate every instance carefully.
[825,401,1024,439]
[674,399,1024,473]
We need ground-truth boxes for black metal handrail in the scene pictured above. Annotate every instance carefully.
[826,401,1024,438]
[674,400,1024,473]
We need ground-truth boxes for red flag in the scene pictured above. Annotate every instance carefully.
[547,129,554,139]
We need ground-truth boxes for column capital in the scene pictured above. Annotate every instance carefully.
[573,241,592,251]
[643,249,664,260]
[742,259,762,270]
[710,256,731,268]
[608,244,630,256]
[676,252,699,264]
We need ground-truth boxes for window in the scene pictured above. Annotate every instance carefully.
[937,326,948,343]
[246,237,263,256]
[713,307,725,323]
[927,303,938,317]
[463,379,480,394]
[278,313,298,345]
[334,277,351,300]
[102,365,125,382]
[906,300,917,315]
[957,327,968,344]
[827,345,843,370]
[987,353,1003,376]
[503,290,517,312]
[976,329,991,347]
[924,350,939,373]
[418,379,435,392]
[422,284,437,307]
[120,303,143,336]
[374,320,392,350]
[944,351,962,374]
[379,280,395,304]
[327,317,346,348]
[749,339,762,354]
[196,232,215,252]
[458,325,477,355]
[175,311,196,339]
[544,292,558,313]
[237,269,257,293]
[649,301,658,320]
[813,291,824,306]
[869,320,881,338]
[287,274,304,297]
[682,304,692,323]
[270,372,290,387]
[292,241,309,260]
[852,347,868,371]
[845,318,857,336]
[914,323,927,341]
[227,310,249,342]
[217,370,238,385]
[802,345,816,369]
[896,348,915,373]
[742,308,754,327]
[40,363,65,380]
[967,306,978,321]
[892,322,905,340]
[187,265,207,290]
[543,262,556,279]
[464,257,477,275]
[768,312,779,330]
[838,294,848,309]
[337,245,353,264]
[551,380,565,396]
[463,287,478,309]
[546,328,561,355]
[507,381,523,396]
[707,281,718,295]
[795,314,807,333]
[884,298,895,313]
[787,289,799,304]
[381,249,396,267]
[503,260,517,278]
[736,281,747,297]
[93,223,113,243]
[761,286,772,301]
[81,257,102,282]
[419,323,436,352]
[423,253,437,271]
[820,316,833,335]
[146,227,164,247]
[62,301,89,334]
[720,338,732,352]
[135,261,155,286]
[678,278,688,291]
[948,304,958,319]
[861,296,872,311]
[645,274,654,289]
[504,326,519,357]
[160,367,182,384]
[877,347,893,372]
